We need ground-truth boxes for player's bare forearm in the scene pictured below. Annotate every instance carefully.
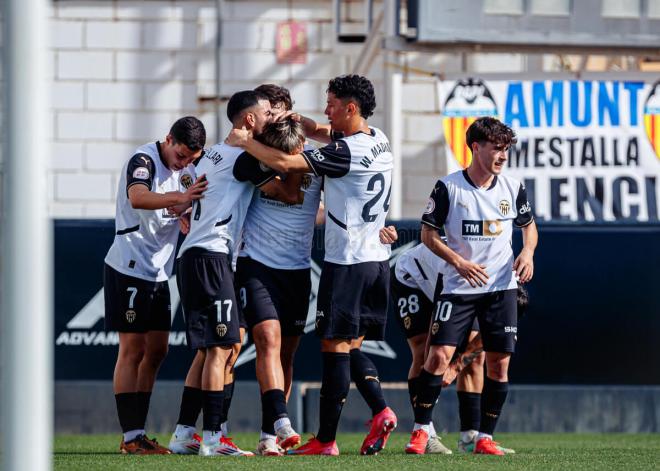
[421,224,461,266]
[521,220,538,254]
[515,220,537,283]
[421,224,489,287]
[296,114,332,144]
[443,335,484,386]
[128,185,186,210]
[243,137,311,174]
[315,201,326,225]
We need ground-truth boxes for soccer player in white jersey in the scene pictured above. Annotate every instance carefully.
[406,117,538,455]
[168,90,301,457]
[236,116,318,455]
[104,116,208,454]
[394,243,521,454]
[227,75,398,456]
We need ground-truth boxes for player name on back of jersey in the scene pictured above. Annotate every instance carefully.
[205,147,224,165]
[360,141,392,168]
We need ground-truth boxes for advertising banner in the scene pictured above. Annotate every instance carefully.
[54,220,660,385]
[437,79,660,222]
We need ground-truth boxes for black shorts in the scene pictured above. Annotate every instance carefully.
[316,260,389,341]
[390,271,433,339]
[235,257,311,336]
[429,288,517,353]
[177,248,242,349]
[104,264,171,333]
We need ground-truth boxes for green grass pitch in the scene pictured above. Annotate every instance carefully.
[55,433,660,470]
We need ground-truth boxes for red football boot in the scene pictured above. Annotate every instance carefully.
[404,428,429,455]
[360,406,398,455]
[287,437,339,456]
[474,436,505,456]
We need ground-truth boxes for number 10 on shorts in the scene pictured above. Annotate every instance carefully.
[434,300,452,322]
[215,300,232,323]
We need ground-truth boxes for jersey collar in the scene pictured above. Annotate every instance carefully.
[330,128,376,140]
[155,141,169,169]
[462,169,498,190]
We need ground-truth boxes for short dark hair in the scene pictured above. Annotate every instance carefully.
[517,284,529,319]
[466,117,517,150]
[226,90,269,123]
[169,116,206,151]
[327,74,376,118]
[255,117,305,154]
[254,84,293,111]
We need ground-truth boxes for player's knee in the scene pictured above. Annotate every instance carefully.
[485,355,510,380]
[254,326,280,354]
[144,343,168,366]
[425,348,452,373]
[119,341,146,364]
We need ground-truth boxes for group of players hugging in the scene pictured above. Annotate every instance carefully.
[102,74,537,457]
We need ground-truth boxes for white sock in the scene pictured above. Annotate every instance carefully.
[428,421,437,438]
[123,429,142,443]
[203,430,222,444]
[174,424,196,439]
[260,431,277,441]
[220,421,228,435]
[413,423,430,433]
[461,430,478,442]
[274,417,291,433]
[477,432,493,441]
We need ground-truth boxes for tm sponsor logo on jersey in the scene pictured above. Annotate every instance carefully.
[461,219,503,238]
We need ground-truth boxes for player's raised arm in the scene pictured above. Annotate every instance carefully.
[226,128,311,174]
[289,112,332,144]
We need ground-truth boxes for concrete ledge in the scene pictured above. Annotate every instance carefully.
[55,381,660,434]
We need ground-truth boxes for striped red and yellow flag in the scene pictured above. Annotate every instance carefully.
[644,113,660,160]
[443,116,478,169]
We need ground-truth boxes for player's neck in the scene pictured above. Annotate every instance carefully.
[338,117,369,136]
[466,165,495,189]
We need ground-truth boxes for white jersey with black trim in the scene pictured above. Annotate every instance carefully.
[105,142,195,282]
[239,172,322,269]
[178,143,275,257]
[394,243,448,301]
[421,170,534,295]
[301,127,393,265]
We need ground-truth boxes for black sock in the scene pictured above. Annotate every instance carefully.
[480,377,509,435]
[222,381,235,424]
[350,348,387,416]
[115,392,140,434]
[457,391,481,431]
[317,352,350,443]
[202,390,225,432]
[177,386,203,427]
[407,376,420,411]
[262,389,288,435]
[413,369,443,425]
[136,391,151,430]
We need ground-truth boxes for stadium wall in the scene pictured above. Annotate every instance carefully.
[46,0,530,219]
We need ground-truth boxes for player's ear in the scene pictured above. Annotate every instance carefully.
[246,112,256,128]
[346,101,357,116]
